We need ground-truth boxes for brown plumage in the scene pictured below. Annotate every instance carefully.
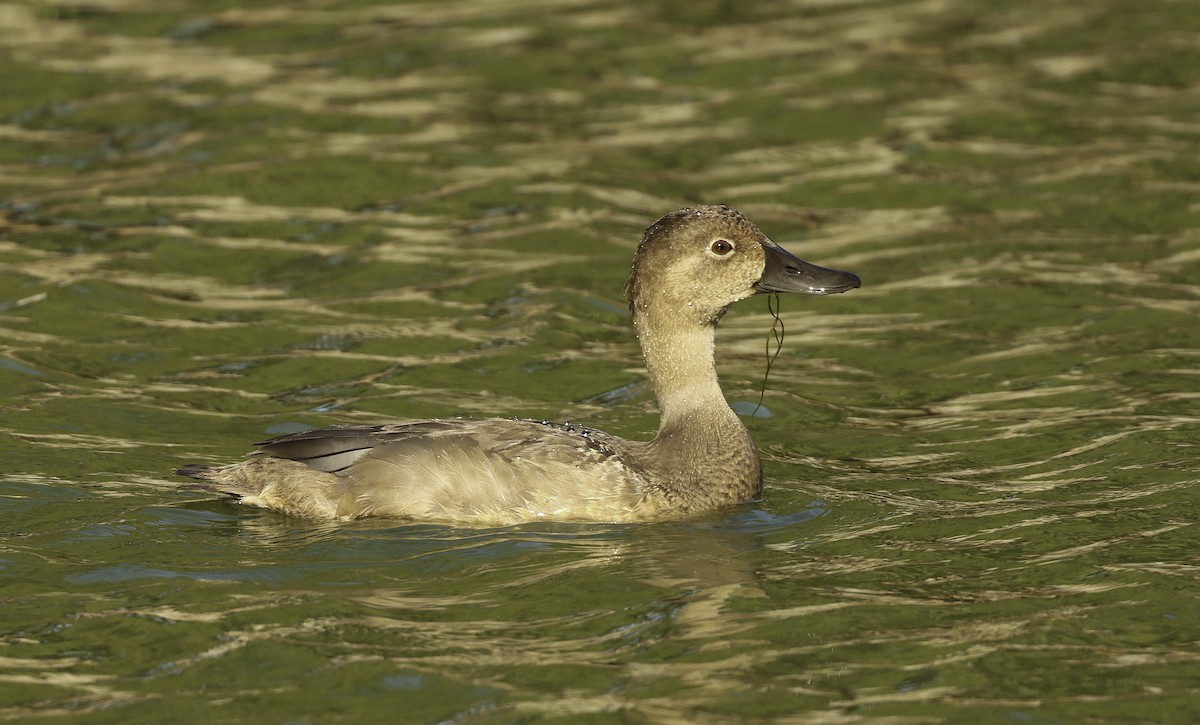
[176,205,860,525]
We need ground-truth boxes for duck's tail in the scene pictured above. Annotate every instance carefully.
[174,462,259,498]
[174,463,217,481]
[173,458,346,519]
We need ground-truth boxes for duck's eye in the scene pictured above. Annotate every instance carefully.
[710,239,734,256]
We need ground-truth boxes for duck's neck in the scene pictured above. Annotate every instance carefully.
[631,306,762,506]
[634,308,726,425]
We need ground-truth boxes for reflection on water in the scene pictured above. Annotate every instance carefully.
[2,0,1199,720]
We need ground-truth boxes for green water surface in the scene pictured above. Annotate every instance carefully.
[2,0,1198,722]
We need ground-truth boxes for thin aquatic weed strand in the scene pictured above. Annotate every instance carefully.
[753,291,785,418]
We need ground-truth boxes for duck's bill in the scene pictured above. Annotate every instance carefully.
[754,241,861,295]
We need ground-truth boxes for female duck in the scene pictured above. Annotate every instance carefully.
[177,205,859,524]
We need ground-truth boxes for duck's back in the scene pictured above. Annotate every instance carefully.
[181,419,659,525]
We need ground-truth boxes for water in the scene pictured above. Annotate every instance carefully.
[2,0,1198,721]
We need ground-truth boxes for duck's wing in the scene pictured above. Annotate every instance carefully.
[253,421,478,474]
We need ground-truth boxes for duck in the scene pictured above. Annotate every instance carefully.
[175,205,860,525]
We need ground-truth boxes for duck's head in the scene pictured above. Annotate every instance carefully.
[625,205,860,324]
